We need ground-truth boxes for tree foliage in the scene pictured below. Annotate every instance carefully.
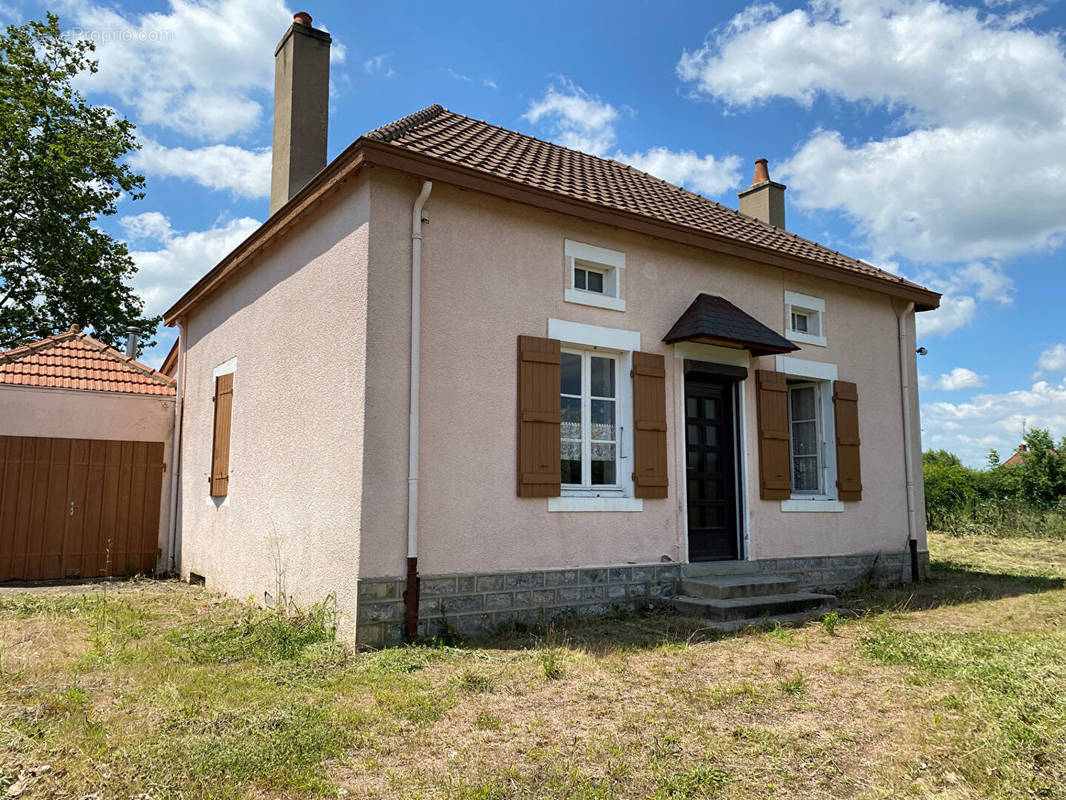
[924,428,1066,538]
[0,14,156,352]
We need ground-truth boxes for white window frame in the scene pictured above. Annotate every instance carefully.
[787,381,824,496]
[775,355,842,512]
[564,240,626,312]
[560,348,622,491]
[785,290,826,347]
[547,319,640,512]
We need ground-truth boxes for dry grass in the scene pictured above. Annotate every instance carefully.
[1,531,1064,799]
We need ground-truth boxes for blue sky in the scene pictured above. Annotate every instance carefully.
[7,0,1066,465]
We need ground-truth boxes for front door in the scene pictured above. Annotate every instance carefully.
[685,379,740,561]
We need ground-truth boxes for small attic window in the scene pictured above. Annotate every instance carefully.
[564,240,626,312]
[785,291,826,347]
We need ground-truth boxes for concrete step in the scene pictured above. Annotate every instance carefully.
[683,561,766,577]
[672,591,836,623]
[681,575,800,600]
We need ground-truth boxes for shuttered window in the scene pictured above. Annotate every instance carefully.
[755,369,791,500]
[210,372,234,497]
[833,381,863,501]
[517,336,562,497]
[631,351,668,499]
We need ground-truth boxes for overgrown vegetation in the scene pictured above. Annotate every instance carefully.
[2,532,1065,798]
[924,427,1066,537]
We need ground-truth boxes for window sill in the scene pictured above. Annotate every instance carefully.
[549,496,643,512]
[780,498,844,513]
[787,330,827,347]
[564,288,626,312]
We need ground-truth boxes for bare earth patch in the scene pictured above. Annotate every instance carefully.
[1,532,1064,799]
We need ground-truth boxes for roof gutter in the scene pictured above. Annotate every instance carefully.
[403,180,432,643]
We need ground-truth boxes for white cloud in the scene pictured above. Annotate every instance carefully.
[524,80,741,196]
[921,367,987,391]
[125,214,262,316]
[120,211,174,242]
[1035,343,1066,376]
[484,79,498,90]
[677,0,1066,265]
[916,294,975,338]
[914,260,1012,338]
[131,138,271,198]
[523,79,620,155]
[922,379,1066,465]
[364,53,394,77]
[617,147,743,197]
[60,0,328,140]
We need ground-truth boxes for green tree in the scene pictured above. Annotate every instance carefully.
[1014,428,1066,508]
[0,14,156,352]
[923,449,963,467]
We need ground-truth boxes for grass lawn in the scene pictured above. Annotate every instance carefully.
[2,531,1065,799]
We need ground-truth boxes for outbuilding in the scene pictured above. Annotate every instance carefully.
[0,325,176,580]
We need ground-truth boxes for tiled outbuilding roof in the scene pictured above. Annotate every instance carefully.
[366,105,925,295]
[0,326,176,396]
[663,294,800,357]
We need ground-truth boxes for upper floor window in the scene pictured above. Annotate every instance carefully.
[785,291,826,347]
[564,240,626,312]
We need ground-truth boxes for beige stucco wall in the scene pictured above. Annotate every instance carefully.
[0,384,175,569]
[177,177,369,636]
[358,168,928,579]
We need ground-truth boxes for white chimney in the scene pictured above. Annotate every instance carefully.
[270,11,331,215]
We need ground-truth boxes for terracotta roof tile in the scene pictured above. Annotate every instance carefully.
[0,327,176,396]
[366,105,927,295]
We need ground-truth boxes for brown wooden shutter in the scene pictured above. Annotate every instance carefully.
[631,351,668,499]
[517,336,561,497]
[210,372,234,497]
[833,380,863,501]
[755,369,791,500]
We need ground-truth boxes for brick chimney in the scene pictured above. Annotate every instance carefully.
[738,158,786,229]
[270,12,331,215]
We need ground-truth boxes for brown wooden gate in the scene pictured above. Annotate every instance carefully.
[0,437,165,581]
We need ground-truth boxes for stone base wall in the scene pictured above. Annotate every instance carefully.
[356,563,681,648]
[354,549,929,648]
[719,550,931,593]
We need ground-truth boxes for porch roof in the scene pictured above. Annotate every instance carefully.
[662,293,800,358]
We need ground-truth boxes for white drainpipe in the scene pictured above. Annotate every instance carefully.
[404,180,432,639]
[896,301,919,579]
[166,321,187,574]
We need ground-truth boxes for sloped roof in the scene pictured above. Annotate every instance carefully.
[663,294,800,357]
[164,104,941,323]
[0,326,176,396]
[366,105,928,296]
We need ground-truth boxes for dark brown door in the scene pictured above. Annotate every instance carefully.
[0,436,165,580]
[685,379,740,561]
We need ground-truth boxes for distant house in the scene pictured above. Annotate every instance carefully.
[0,325,176,581]
[1002,443,1057,468]
[160,14,939,644]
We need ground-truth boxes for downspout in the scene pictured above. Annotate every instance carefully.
[403,180,433,642]
[166,321,187,574]
[895,302,920,582]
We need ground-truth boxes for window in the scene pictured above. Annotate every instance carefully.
[785,291,826,346]
[561,349,618,487]
[564,240,626,311]
[788,382,822,494]
[574,261,606,294]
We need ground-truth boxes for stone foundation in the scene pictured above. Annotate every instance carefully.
[356,562,681,647]
[354,549,929,647]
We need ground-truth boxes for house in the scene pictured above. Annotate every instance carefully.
[0,325,176,581]
[1001,442,1057,468]
[162,13,940,645]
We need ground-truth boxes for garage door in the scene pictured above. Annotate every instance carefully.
[0,437,165,581]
